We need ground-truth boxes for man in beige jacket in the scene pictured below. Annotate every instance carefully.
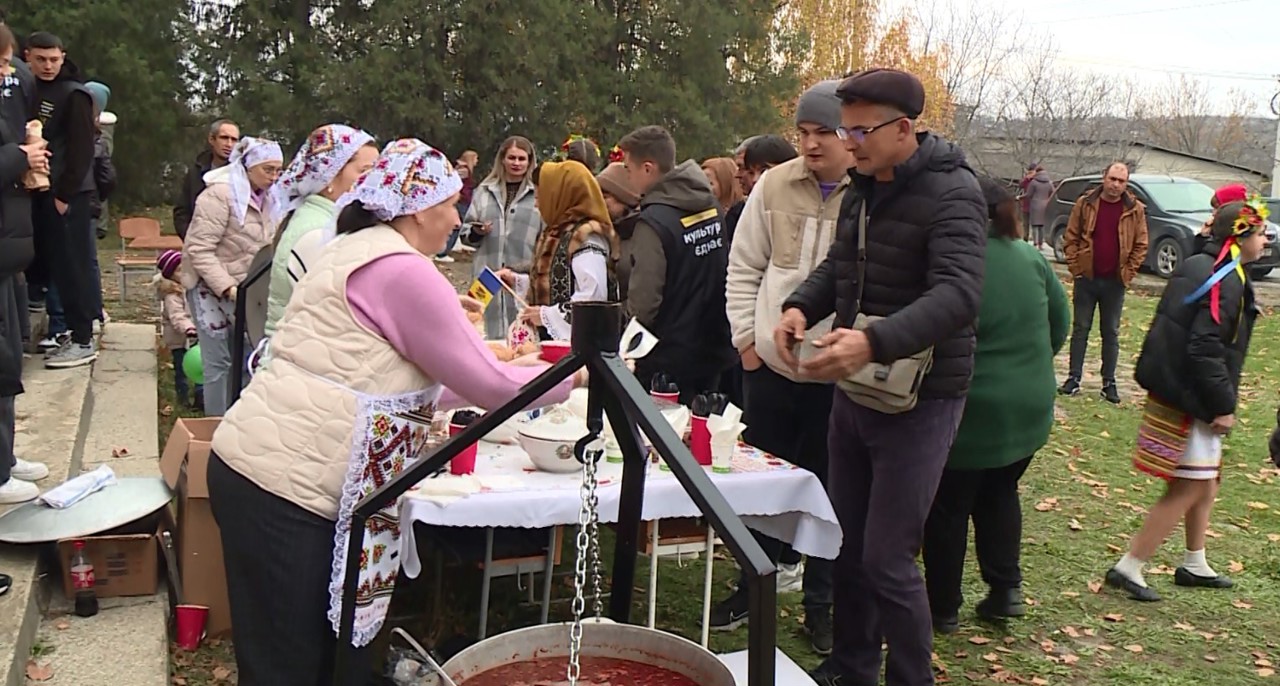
[715,79,853,656]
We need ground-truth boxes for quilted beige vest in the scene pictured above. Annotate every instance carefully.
[212,226,438,520]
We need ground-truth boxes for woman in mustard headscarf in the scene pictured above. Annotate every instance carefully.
[497,161,621,341]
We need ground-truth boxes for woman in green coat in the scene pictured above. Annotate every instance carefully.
[923,177,1071,633]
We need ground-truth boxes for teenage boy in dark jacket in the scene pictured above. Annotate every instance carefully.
[1108,200,1265,602]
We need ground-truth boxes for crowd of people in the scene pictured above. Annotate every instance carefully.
[0,21,1271,685]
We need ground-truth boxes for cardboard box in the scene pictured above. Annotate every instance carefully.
[160,417,232,637]
[57,516,162,598]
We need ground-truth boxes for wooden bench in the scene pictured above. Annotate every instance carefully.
[114,217,176,302]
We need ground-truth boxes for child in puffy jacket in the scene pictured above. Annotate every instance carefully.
[154,250,199,408]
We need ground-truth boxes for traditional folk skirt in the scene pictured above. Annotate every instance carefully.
[1134,394,1222,481]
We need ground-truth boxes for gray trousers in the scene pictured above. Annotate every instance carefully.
[0,275,24,485]
[187,289,234,417]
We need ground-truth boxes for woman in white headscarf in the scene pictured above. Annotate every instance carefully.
[208,139,583,685]
[263,124,377,337]
[182,136,283,416]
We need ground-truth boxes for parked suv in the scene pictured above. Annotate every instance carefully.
[1046,175,1280,279]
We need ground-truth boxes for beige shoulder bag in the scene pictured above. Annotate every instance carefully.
[835,204,934,414]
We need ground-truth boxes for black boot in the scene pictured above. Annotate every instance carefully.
[976,587,1025,620]
[1058,377,1081,396]
[1101,382,1121,405]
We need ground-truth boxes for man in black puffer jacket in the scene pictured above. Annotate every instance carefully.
[777,69,986,686]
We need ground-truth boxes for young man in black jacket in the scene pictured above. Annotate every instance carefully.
[775,69,986,686]
[0,23,53,505]
[26,32,98,369]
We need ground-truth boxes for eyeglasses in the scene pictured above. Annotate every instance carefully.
[836,117,908,144]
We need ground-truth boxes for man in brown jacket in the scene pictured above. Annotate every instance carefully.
[1060,162,1149,403]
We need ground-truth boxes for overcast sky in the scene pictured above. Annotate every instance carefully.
[886,0,1280,117]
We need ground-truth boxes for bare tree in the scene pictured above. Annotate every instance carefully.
[1135,77,1265,164]
[966,44,1140,179]
[911,0,1020,147]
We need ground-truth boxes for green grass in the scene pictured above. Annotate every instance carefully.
[124,252,1280,684]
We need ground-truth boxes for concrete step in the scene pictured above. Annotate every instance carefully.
[0,354,93,686]
[24,324,168,686]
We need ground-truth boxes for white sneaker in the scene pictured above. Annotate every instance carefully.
[454,244,476,254]
[433,255,455,264]
[0,478,39,504]
[777,561,805,594]
[11,458,48,482]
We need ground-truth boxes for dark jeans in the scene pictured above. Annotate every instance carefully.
[1068,276,1125,383]
[735,366,834,613]
[825,394,965,686]
[208,454,374,685]
[437,226,461,257]
[172,348,190,400]
[33,192,96,345]
[0,275,23,486]
[922,457,1033,620]
[87,218,104,320]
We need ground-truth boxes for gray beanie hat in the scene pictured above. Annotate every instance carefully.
[795,79,842,130]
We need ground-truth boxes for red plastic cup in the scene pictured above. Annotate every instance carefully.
[449,423,479,475]
[690,416,712,466]
[539,341,572,363]
[174,604,209,650]
[650,391,679,405]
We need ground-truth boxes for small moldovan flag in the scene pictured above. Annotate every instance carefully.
[467,267,504,310]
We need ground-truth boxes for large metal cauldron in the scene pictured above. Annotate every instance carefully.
[441,621,736,685]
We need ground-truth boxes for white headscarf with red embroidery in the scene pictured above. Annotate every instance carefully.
[205,136,283,227]
[339,138,463,220]
[266,124,375,227]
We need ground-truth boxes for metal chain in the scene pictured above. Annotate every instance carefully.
[568,438,604,686]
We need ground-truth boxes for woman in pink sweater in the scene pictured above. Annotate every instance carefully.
[208,139,582,685]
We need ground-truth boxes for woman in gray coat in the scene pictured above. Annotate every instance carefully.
[1024,167,1054,248]
[463,136,543,339]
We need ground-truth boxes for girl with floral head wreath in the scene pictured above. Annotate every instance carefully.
[1113,198,1266,602]
[182,135,283,416]
[207,138,584,685]
[496,160,621,341]
[263,124,377,337]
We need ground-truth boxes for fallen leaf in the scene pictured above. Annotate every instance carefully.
[1268,534,1280,542]
[160,404,174,417]
[25,660,53,681]
[1249,502,1270,510]
[1229,560,1245,573]
[1106,543,1123,553]
[982,653,1000,663]
[1088,581,1103,593]
[1125,644,1145,653]
[995,647,1013,654]
[172,677,188,686]
[1040,640,1056,652]
[110,445,130,458]
[953,651,969,659]
[1204,654,1218,663]
[1199,631,1216,640]
[54,619,70,630]
[1034,499,1057,512]
[1083,628,1097,637]
[1103,613,1125,622]
[969,636,992,645]
[1004,636,1017,645]
[1031,679,1049,686]
[1063,626,1081,638]
[1068,518,1083,531]
[1258,659,1275,668]
[212,666,232,681]
[1060,591,1080,598]
[1205,529,1223,538]
[1100,430,1112,438]
[1233,599,1254,610]
[1174,621,1195,631]
[1261,668,1277,678]
[1062,654,1080,665]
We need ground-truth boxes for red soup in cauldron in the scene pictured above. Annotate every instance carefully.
[461,656,699,686]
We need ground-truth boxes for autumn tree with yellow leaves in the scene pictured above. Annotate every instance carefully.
[775,0,955,134]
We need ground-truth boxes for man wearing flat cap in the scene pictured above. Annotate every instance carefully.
[775,68,987,686]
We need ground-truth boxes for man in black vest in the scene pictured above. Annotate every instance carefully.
[618,125,734,400]
[0,22,53,507]
[25,32,97,369]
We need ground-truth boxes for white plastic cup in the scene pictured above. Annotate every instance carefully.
[711,438,735,474]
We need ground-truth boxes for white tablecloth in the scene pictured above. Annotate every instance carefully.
[399,441,842,578]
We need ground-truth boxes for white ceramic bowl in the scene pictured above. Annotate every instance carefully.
[517,407,589,473]
[515,433,582,473]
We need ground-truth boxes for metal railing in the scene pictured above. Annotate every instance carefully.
[331,301,777,686]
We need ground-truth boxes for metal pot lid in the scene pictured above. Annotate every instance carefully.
[0,477,172,544]
[517,406,588,442]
